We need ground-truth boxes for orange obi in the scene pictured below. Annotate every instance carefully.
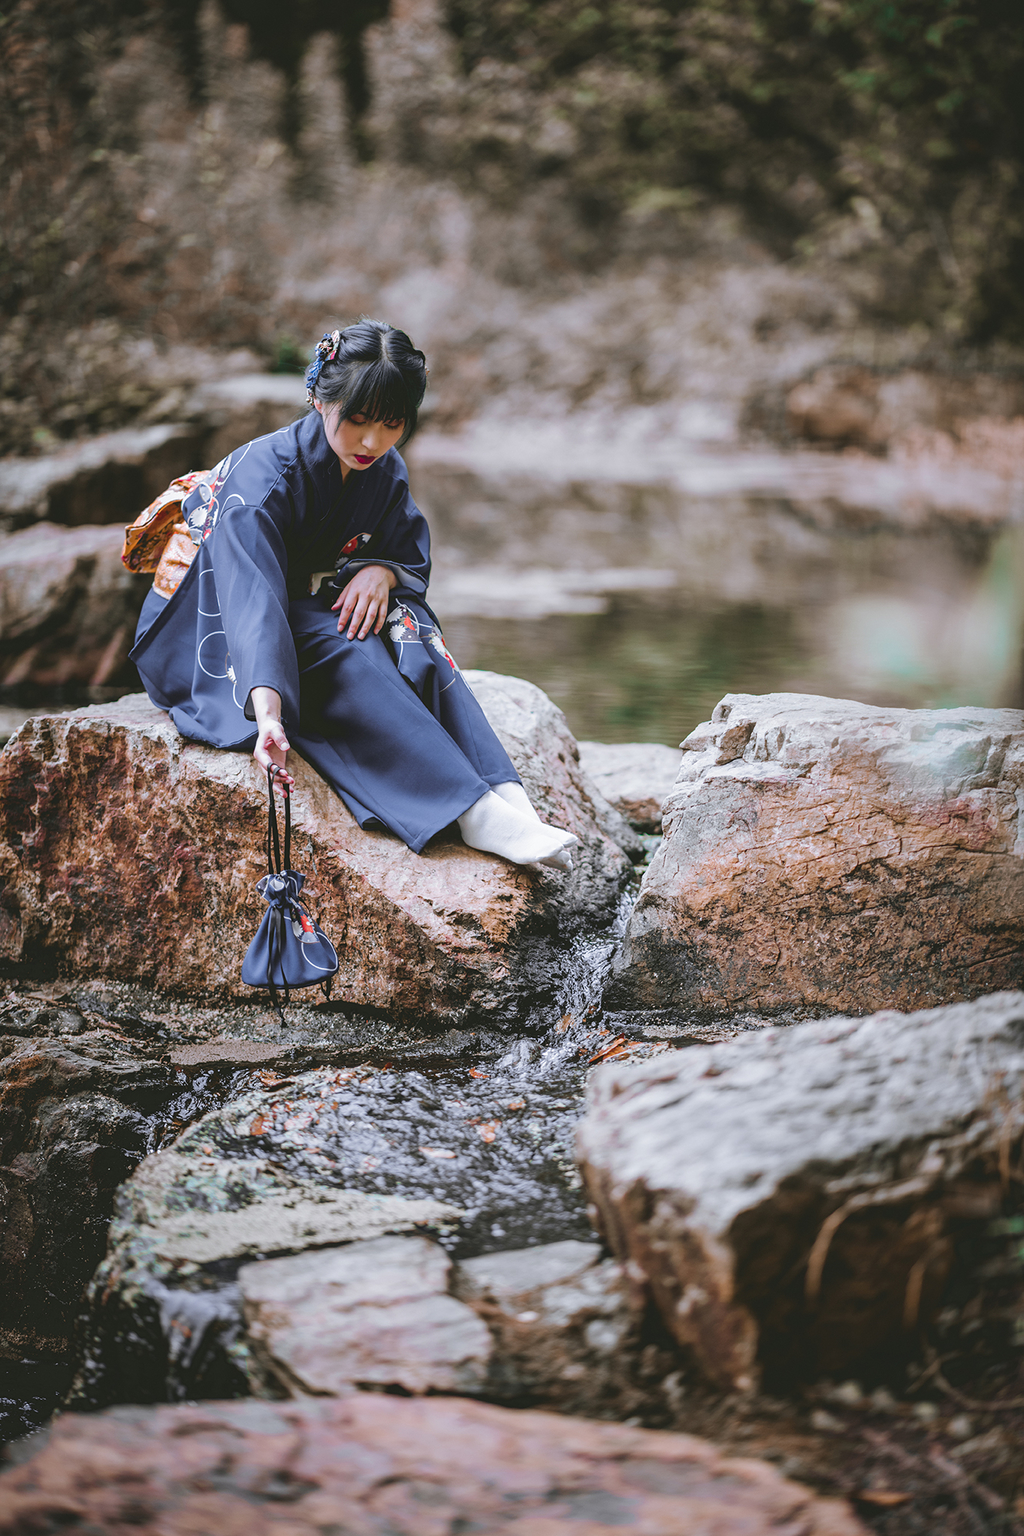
[122,469,213,599]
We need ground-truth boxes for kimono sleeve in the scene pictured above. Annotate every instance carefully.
[334,460,431,600]
[209,495,300,725]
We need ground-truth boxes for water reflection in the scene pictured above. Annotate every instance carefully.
[410,462,1024,746]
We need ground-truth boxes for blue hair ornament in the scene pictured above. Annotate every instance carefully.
[305,330,342,404]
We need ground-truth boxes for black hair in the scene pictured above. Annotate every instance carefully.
[307,318,426,448]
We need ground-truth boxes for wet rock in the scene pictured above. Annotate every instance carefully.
[0,685,630,1018]
[74,1108,458,1407]
[167,1037,300,1069]
[577,991,1024,1393]
[0,1394,868,1536]
[0,523,150,687]
[577,741,681,831]
[0,424,206,532]
[240,1234,492,1396]
[454,1238,645,1411]
[606,692,1024,1018]
[0,1021,177,1356]
[72,1028,599,1406]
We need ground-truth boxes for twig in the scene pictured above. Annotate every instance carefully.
[932,1368,1024,1414]
[903,1240,948,1330]
[805,1175,935,1303]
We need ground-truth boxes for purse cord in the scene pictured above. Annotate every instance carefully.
[262,767,333,1016]
[266,765,291,874]
[265,766,291,1022]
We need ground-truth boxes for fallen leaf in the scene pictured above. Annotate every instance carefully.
[420,1146,457,1159]
[507,1099,526,1111]
[556,1014,574,1033]
[473,1121,500,1143]
[589,1035,627,1063]
[257,1070,288,1086]
[468,1068,489,1079]
[855,1491,912,1507]
[249,1116,268,1136]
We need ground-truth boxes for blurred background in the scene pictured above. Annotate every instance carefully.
[1,0,1022,747]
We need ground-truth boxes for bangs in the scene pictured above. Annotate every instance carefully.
[340,360,415,427]
[311,319,427,447]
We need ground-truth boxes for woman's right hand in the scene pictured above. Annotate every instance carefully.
[250,687,294,793]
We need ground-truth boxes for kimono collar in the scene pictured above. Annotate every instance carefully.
[296,408,344,512]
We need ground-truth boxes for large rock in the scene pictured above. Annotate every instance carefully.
[0,378,306,534]
[239,1234,657,1413]
[577,741,681,831]
[607,692,1024,1018]
[240,1235,493,1396]
[74,1103,458,1407]
[0,424,205,532]
[0,1394,868,1535]
[0,523,150,687]
[0,680,630,1018]
[188,374,307,469]
[0,1006,177,1357]
[73,1045,595,1405]
[577,991,1024,1393]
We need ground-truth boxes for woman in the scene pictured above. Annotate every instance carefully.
[131,319,577,869]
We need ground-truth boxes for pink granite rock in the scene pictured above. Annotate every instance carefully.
[0,679,629,1019]
[0,1394,867,1535]
[606,692,1024,1017]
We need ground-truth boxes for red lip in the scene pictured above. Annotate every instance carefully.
[354,454,376,465]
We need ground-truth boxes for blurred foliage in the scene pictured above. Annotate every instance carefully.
[0,0,379,452]
[439,0,1024,336]
[0,0,157,449]
[268,334,308,374]
[1,0,1022,454]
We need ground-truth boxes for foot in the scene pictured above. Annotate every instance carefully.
[493,780,541,821]
[458,790,578,868]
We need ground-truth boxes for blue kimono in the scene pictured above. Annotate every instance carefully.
[131,411,519,853]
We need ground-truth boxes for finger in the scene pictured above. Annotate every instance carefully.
[347,595,370,639]
[373,598,388,635]
[337,594,360,633]
[268,756,294,793]
[357,597,381,639]
[335,586,359,627]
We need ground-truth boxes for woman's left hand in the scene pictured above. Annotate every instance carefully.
[332,564,397,639]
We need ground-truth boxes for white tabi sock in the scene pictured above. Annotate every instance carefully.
[492,781,541,821]
[458,790,578,870]
[492,782,574,870]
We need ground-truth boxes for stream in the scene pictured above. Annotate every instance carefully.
[0,901,656,1440]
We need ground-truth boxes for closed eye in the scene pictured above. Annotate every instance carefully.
[348,414,404,430]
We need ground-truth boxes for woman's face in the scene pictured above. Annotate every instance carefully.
[315,402,404,474]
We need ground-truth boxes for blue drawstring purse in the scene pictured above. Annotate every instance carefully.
[241,768,339,1018]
